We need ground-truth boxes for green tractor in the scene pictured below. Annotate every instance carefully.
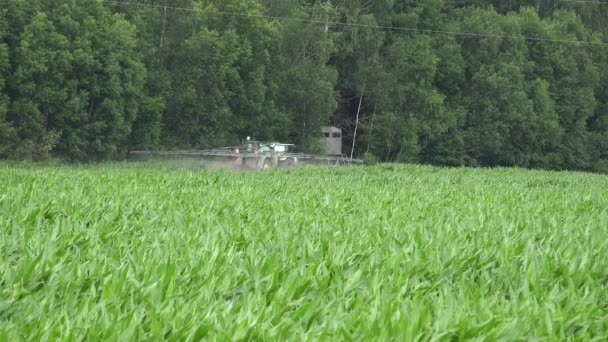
[128,128,363,169]
[236,140,298,170]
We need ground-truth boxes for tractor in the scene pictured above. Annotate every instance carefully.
[128,126,363,169]
[235,139,299,170]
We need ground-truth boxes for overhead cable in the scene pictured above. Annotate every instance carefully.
[101,0,608,46]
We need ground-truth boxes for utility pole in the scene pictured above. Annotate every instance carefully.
[351,86,365,160]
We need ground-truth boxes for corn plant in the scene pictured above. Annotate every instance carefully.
[1,163,607,340]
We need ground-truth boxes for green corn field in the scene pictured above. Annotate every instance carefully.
[1,162,607,340]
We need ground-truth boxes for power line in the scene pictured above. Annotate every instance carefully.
[101,0,608,46]
[560,0,608,4]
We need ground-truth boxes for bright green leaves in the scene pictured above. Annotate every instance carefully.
[1,163,607,339]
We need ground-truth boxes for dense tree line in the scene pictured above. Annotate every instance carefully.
[0,0,606,172]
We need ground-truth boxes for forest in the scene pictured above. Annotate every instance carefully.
[0,0,606,172]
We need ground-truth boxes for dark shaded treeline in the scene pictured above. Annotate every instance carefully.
[0,0,606,172]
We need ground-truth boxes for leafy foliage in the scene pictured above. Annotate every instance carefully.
[0,0,606,171]
[2,0,145,160]
[0,16,13,157]
[1,163,607,339]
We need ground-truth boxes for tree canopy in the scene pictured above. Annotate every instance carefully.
[0,0,606,172]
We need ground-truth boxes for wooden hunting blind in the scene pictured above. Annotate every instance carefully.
[322,126,342,156]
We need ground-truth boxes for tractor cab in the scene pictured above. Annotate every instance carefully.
[267,143,295,154]
[238,138,294,155]
[234,138,298,169]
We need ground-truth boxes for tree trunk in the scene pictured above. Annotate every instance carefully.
[366,104,376,154]
[160,2,167,49]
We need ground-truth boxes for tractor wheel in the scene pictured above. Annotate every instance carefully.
[262,158,273,170]
[282,158,294,168]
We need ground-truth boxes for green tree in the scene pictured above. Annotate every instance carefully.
[108,0,195,150]
[4,0,146,160]
[276,1,339,152]
[0,18,14,157]
[8,11,69,159]
[543,11,601,170]
[202,0,287,142]
[0,0,605,172]
[164,27,241,148]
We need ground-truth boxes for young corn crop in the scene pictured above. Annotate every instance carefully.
[0,163,607,340]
